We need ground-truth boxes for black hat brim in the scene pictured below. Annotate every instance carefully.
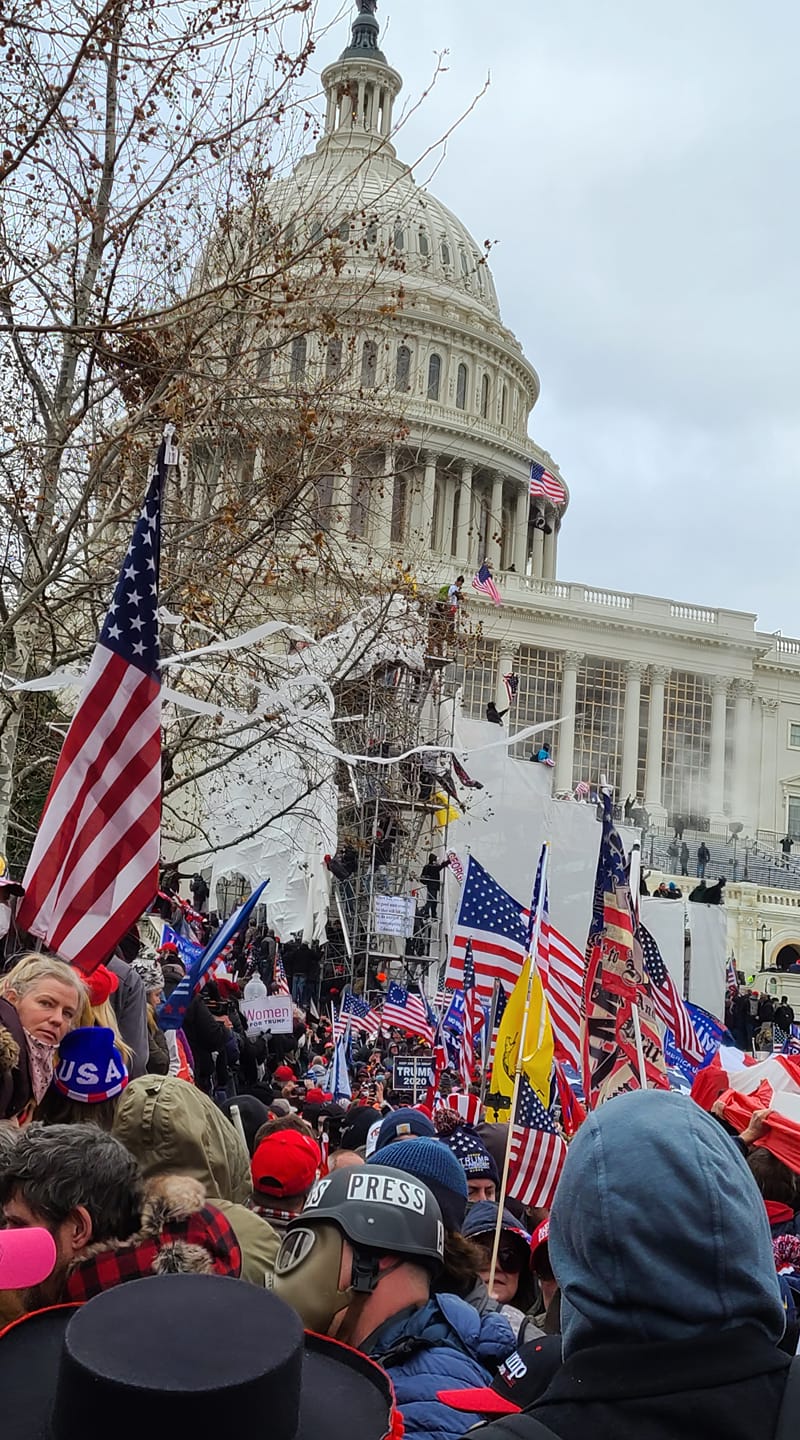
[1,1304,396,1440]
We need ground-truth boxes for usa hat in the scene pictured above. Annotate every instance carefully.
[438,1336,563,1416]
[53,1027,128,1104]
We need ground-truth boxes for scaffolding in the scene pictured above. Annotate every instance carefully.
[324,602,482,999]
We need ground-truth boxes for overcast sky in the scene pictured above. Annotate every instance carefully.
[314,1,800,634]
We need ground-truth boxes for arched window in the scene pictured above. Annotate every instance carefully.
[500,382,508,425]
[309,219,324,246]
[361,339,378,389]
[395,344,412,392]
[326,338,342,380]
[257,344,272,380]
[337,218,350,242]
[290,335,307,382]
[364,218,378,246]
[474,254,485,295]
[394,223,405,252]
[427,353,441,401]
[283,220,296,250]
[480,373,490,419]
[418,227,430,259]
[456,362,468,410]
[440,237,451,269]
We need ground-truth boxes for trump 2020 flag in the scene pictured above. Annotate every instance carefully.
[18,430,175,972]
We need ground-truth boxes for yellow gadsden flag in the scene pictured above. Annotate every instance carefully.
[487,958,553,1121]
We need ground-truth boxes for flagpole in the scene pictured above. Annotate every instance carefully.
[480,978,501,1105]
[631,1004,648,1089]
[488,844,549,1295]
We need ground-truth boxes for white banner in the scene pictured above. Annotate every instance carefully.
[241,995,294,1034]
[374,893,417,937]
[687,903,728,1020]
[640,896,687,994]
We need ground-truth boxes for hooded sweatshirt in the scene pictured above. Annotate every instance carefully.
[113,1075,279,1285]
[548,1088,785,1356]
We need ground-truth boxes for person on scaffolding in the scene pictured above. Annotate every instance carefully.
[420,852,451,921]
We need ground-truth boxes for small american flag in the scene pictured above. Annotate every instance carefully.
[486,981,508,1069]
[333,991,382,1039]
[471,562,502,606]
[503,672,519,705]
[639,923,703,1066]
[529,460,566,505]
[382,982,434,1044]
[272,949,291,996]
[459,941,484,1087]
[574,780,591,799]
[508,1075,566,1209]
[18,431,171,970]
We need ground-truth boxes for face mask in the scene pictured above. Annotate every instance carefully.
[268,1221,354,1333]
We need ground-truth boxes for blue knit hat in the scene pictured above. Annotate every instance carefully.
[369,1137,468,1232]
[442,1127,499,1184]
[53,1027,129,1104]
[374,1107,436,1151]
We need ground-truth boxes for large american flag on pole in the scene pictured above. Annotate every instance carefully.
[272,948,291,997]
[638,923,703,1066]
[508,1074,566,1209]
[18,430,172,972]
[333,990,382,1039]
[529,460,566,505]
[446,856,529,1001]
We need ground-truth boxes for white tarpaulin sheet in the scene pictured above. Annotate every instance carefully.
[687,903,727,1020]
[640,896,686,993]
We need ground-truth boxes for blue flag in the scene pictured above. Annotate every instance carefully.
[664,1001,733,1085]
[157,880,269,1030]
[160,923,203,970]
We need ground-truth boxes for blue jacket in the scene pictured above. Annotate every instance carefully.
[364,1292,514,1440]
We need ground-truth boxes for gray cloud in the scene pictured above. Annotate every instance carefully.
[316,2,800,630]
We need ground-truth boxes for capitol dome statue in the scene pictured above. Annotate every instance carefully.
[259,0,568,581]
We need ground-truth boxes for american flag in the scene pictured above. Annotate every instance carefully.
[508,1075,566,1209]
[471,562,502,607]
[18,431,172,971]
[503,672,519,705]
[459,941,484,1087]
[554,1059,586,1138]
[381,982,434,1044]
[538,902,584,1072]
[333,990,382,1039]
[529,460,566,506]
[272,949,291,997]
[486,980,508,1069]
[638,923,703,1066]
[446,856,528,1001]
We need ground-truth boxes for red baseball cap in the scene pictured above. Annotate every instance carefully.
[251,1130,321,1199]
[0,1227,57,1290]
[75,964,119,1009]
[273,1066,295,1082]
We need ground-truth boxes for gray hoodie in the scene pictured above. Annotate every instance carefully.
[549,1089,785,1357]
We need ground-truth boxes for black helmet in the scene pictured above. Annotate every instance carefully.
[291,1163,444,1269]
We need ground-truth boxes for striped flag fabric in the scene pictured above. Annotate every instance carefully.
[638,923,703,1066]
[333,990,382,1039]
[18,431,173,971]
[459,941,484,1087]
[272,949,291,997]
[503,672,519,705]
[381,982,434,1043]
[538,913,584,1072]
[446,855,529,1001]
[471,562,502,607]
[529,460,566,505]
[486,981,509,1070]
[508,1074,566,1209]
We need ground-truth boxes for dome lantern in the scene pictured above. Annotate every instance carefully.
[320,1,402,156]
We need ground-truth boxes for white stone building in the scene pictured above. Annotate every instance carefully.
[260,3,800,961]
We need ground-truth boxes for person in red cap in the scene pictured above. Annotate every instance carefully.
[249,1129,321,1233]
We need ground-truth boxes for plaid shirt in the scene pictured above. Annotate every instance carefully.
[64,1203,242,1303]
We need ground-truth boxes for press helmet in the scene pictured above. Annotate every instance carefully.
[269,1163,444,1333]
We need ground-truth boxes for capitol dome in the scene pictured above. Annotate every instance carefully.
[258,1,568,582]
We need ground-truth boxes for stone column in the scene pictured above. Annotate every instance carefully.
[620,661,645,802]
[532,523,545,579]
[495,647,517,713]
[417,451,438,554]
[488,472,504,570]
[373,445,394,549]
[331,457,351,532]
[731,679,755,828]
[542,509,556,578]
[644,665,669,820]
[554,651,583,794]
[513,487,528,574]
[456,462,474,567]
[708,676,730,827]
[760,696,779,836]
[440,473,456,559]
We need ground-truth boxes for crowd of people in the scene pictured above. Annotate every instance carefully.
[2,921,800,1438]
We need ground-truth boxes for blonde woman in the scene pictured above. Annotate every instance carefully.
[0,955,86,1122]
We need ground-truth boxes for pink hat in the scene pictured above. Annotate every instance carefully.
[0,1227,57,1290]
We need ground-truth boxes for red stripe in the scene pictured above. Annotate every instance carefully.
[50,793,161,956]
[69,864,160,973]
